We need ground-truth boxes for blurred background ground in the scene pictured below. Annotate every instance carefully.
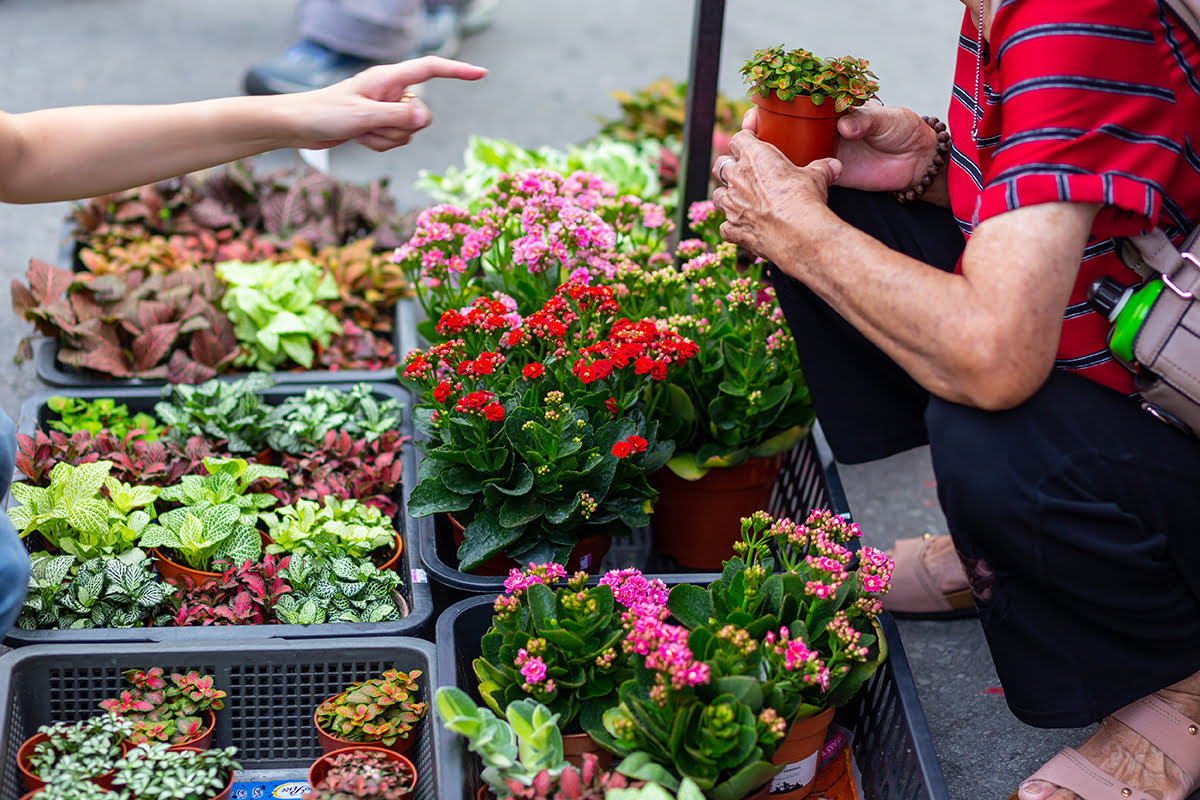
[0,1,1090,797]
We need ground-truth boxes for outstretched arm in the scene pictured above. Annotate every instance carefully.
[0,56,487,204]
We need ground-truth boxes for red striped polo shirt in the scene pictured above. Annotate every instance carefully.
[946,0,1200,395]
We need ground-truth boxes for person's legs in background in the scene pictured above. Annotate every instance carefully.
[0,412,31,636]
[244,0,500,95]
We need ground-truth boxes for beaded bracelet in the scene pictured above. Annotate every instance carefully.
[896,116,951,204]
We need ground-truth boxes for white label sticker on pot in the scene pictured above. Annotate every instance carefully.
[771,751,818,795]
[411,568,428,584]
[272,782,311,798]
[579,553,592,569]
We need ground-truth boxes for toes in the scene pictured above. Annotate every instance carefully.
[1018,779,1067,800]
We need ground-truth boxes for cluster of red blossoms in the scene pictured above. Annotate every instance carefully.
[454,389,505,421]
[572,318,698,384]
[435,297,515,338]
[611,435,648,459]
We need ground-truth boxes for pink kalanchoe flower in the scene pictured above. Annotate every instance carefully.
[519,656,548,685]
[503,563,568,595]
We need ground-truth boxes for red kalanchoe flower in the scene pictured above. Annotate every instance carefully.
[612,441,632,458]
[605,397,619,414]
[433,381,455,404]
[485,402,505,422]
[523,362,544,379]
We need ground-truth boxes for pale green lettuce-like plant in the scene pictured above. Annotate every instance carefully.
[263,496,396,560]
[216,258,342,370]
[8,461,158,560]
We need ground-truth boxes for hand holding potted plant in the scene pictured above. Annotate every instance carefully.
[473,564,669,767]
[741,45,879,166]
[314,669,428,755]
[98,667,226,750]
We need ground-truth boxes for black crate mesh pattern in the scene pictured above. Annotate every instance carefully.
[767,435,834,520]
[0,645,437,800]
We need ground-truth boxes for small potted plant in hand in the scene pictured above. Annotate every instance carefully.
[99,667,227,750]
[314,669,428,755]
[473,564,669,768]
[16,713,132,792]
[740,45,879,166]
[307,746,418,799]
[112,743,242,800]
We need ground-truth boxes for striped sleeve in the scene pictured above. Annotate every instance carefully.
[973,0,1182,237]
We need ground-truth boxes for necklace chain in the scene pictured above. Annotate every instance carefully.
[972,0,984,142]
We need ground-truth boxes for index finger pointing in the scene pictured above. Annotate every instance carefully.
[382,56,489,84]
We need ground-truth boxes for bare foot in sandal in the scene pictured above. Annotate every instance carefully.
[884,533,976,619]
[1017,671,1200,800]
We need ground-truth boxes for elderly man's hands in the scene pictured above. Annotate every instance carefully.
[711,130,843,263]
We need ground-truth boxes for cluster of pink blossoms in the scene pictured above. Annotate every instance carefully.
[858,547,895,595]
[514,647,555,694]
[622,614,710,696]
[502,562,568,596]
[599,568,668,617]
[764,627,831,691]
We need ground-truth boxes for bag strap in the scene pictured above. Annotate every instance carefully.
[1125,228,1200,298]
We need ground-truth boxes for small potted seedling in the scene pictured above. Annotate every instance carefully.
[307,746,417,799]
[314,669,428,755]
[16,713,132,792]
[741,45,879,166]
[111,743,242,800]
[99,668,227,751]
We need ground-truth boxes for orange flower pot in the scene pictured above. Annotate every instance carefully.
[750,92,842,167]
[769,708,836,800]
[16,733,125,793]
[307,745,417,793]
[650,453,786,570]
[152,549,222,591]
[312,703,415,756]
[562,731,612,771]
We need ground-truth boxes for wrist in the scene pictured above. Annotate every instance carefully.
[896,116,950,203]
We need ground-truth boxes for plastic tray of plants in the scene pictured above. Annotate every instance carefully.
[0,637,440,800]
[412,423,851,610]
[17,160,420,387]
[3,377,433,645]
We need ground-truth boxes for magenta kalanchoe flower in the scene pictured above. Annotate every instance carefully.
[502,562,568,595]
[599,567,668,615]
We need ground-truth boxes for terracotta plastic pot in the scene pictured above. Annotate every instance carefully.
[562,731,612,771]
[750,92,842,167]
[16,732,124,792]
[769,708,836,800]
[313,703,415,756]
[372,532,404,572]
[152,549,222,590]
[650,453,786,570]
[307,745,417,793]
[446,514,613,576]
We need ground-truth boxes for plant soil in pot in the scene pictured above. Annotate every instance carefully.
[307,745,417,798]
[769,708,836,800]
[650,452,786,569]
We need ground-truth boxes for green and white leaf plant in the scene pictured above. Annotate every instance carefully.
[112,743,241,800]
[275,553,402,625]
[263,496,396,561]
[155,373,276,455]
[265,382,404,453]
[25,713,133,785]
[19,552,175,630]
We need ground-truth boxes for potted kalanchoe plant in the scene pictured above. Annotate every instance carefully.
[314,669,429,755]
[112,742,242,800]
[307,746,417,800]
[98,667,227,749]
[399,280,696,571]
[16,713,133,792]
[613,201,813,569]
[392,167,674,340]
[740,45,879,166]
[663,509,893,800]
[473,563,669,767]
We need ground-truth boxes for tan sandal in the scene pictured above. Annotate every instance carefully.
[883,533,976,620]
[1010,695,1200,800]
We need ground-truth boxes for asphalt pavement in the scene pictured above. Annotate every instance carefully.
[0,1,1093,798]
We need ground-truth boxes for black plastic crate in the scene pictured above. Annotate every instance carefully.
[31,298,414,388]
[412,424,851,611]
[434,595,949,800]
[0,637,440,800]
[4,382,433,644]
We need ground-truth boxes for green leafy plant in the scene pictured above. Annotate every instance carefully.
[18,551,175,631]
[264,496,396,561]
[140,456,285,571]
[309,749,416,800]
[616,202,813,478]
[414,136,666,213]
[45,396,164,441]
[315,669,428,748]
[666,509,892,720]
[168,553,291,626]
[31,782,114,800]
[475,565,667,735]
[99,667,227,746]
[399,282,694,570]
[8,461,158,560]
[275,553,403,625]
[272,429,407,517]
[435,689,568,795]
[155,373,277,454]
[113,742,241,800]
[741,46,878,112]
[217,258,343,370]
[265,382,405,453]
[25,713,132,784]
